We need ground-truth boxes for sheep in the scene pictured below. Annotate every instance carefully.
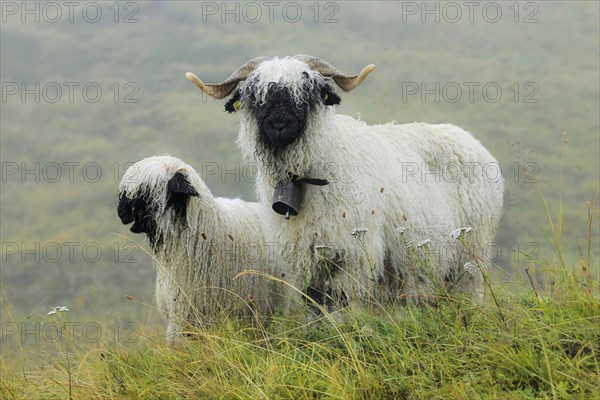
[118,155,281,342]
[185,55,504,311]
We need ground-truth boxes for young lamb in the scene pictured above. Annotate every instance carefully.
[185,55,504,311]
[118,155,281,342]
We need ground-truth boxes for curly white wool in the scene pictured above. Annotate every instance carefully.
[120,155,281,342]
[231,57,504,307]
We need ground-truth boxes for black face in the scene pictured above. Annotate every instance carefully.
[225,75,341,150]
[117,190,160,247]
[117,173,198,249]
[256,84,308,148]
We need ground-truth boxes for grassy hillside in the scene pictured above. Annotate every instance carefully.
[2,256,598,399]
[1,1,599,386]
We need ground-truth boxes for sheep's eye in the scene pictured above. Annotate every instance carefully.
[233,100,241,112]
[320,89,340,106]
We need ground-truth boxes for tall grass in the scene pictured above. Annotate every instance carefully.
[2,198,598,400]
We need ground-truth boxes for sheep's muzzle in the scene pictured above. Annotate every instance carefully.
[255,85,308,148]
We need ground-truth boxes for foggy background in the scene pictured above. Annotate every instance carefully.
[1,1,598,346]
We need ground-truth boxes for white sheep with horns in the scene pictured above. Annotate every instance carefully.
[118,155,282,342]
[185,55,504,311]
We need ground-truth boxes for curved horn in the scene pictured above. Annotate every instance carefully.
[294,54,375,92]
[185,56,271,100]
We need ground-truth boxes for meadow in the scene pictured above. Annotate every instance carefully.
[2,208,598,398]
[1,1,598,398]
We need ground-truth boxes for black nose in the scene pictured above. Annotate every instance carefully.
[272,120,287,131]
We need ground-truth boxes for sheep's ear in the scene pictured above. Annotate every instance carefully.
[225,92,241,113]
[167,172,199,196]
[166,172,199,220]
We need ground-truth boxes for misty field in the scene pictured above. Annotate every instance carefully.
[2,193,598,399]
[1,1,599,399]
[2,256,598,399]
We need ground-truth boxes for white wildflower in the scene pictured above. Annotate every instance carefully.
[351,227,368,237]
[416,239,431,248]
[395,226,406,235]
[47,306,69,316]
[463,261,479,276]
[451,227,473,239]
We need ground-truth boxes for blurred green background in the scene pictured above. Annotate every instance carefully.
[1,2,598,336]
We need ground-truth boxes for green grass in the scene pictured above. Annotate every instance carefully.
[2,195,598,400]
[1,270,598,400]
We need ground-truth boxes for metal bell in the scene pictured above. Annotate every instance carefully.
[272,180,304,219]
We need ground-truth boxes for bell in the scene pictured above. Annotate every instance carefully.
[272,180,304,219]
